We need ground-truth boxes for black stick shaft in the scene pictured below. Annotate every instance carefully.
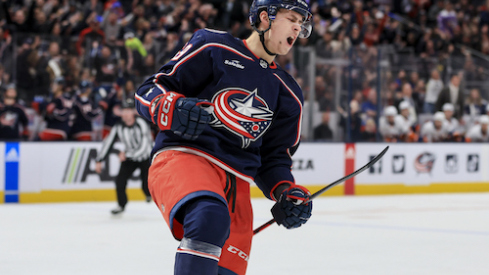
[253,146,389,235]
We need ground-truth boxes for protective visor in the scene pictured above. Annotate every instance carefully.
[287,6,313,38]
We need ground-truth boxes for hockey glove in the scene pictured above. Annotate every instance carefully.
[271,185,312,229]
[150,92,214,140]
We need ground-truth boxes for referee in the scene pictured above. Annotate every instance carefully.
[95,98,153,214]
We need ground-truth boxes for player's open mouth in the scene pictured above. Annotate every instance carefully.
[287,36,294,46]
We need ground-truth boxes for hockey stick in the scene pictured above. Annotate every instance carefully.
[253,145,389,235]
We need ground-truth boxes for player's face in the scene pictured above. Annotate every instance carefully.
[268,9,303,55]
[401,109,409,117]
[434,120,442,129]
[444,110,453,119]
[387,115,395,125]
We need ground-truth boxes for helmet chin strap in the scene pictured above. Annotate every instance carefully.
[254,19,277,57]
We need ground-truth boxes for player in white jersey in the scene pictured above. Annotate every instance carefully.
[465,115,489,142]
[379,106,407,142]
[397,101,419,142]
[442,103,465,141]
[420,111,450,142]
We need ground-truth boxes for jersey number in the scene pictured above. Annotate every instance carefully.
[171,43,193,61]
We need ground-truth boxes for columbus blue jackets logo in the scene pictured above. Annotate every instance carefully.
[414,152,435,174]
[210,88,274,148]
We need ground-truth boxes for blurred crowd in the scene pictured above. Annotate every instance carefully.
[0,0,489,143]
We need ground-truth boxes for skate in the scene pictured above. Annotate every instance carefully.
[111,206,124,215]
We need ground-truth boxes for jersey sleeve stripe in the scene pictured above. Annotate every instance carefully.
[135,93,151,107]
[272,73,302,147]
[160,43,254,77]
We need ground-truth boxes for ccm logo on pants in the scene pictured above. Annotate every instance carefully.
[227,245,249,262]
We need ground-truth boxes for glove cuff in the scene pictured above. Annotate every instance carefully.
[283,184,311,204]
[150,92,185,131]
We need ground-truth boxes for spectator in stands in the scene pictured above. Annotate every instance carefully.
[317,76,332,111]
[15,37,37,104]
[0,64,9,94]
[1,0,36,34]
[420,111,450,142]
[464,88,487,117]
[93,45,117,90]
[124,32,147,74]
[301,84,321,141]
[394,69,407,91]
[338,100,363,142]
[435,73,465,119]
[33,6,57,34]
[38,77,73,141]
[465,115,489,142]
[361,88,377,120]
[437,1,458,38]
[76,13,105,55]
[70,80,102,141]
[424,69,444,114]
[101,8,124,47]
[395,83,418,122]
[0,85,29,140]
[361,118,377,142]
[313,112,333,141]
[315,31,334,58]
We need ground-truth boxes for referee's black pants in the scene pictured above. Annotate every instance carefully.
[115,159,151,208]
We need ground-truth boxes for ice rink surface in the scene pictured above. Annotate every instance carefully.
[1,193,489,275]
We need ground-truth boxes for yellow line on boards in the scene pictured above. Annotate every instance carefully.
[4,182,489,203]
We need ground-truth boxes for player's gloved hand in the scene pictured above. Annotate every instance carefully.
[271,184,312,229]
[150,92,214,140]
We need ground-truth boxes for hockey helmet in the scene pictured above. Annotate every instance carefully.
[249,0,313,38]
[384,106,398,116]
[433,112,446,122]
[399,101,410,110]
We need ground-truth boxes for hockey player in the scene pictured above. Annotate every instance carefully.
[134,0,313,274]
[442,102,464,141]
[465,115,489,142]
[420,111,450,142]
[398,101,418,142]
[378,106,407,142]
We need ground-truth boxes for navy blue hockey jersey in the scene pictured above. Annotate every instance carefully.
[135,29,303,199]
[44,93,74,135]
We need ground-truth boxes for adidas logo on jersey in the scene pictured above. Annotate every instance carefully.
[224,59,245,69]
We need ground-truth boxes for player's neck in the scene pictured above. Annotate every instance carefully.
[245,32,275,64]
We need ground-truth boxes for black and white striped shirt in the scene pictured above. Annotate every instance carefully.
[96,117,153,162]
